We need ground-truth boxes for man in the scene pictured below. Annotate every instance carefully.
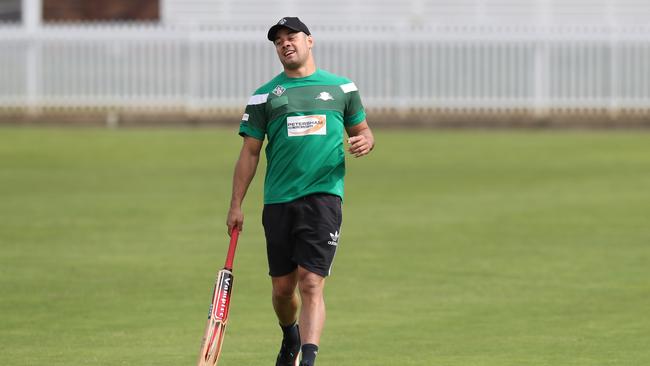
[226,17,374,366]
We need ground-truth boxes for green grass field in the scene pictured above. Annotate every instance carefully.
[1,127,649,365]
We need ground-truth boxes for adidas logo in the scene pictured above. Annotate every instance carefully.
[328,231,340,246]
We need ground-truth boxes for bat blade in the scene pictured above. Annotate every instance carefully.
[197,230,240,366]
[198,269,234,366]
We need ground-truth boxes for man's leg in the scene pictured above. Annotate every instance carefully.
[272,271,301,366]
[272,270,299,325]
[297,266,326,366]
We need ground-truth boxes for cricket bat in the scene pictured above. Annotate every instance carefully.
[197,228,240,366]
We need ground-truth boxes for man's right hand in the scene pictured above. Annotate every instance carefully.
[227,206,244,235]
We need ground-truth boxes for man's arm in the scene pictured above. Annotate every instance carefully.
[345,120,375,158]
[226,136,263,235]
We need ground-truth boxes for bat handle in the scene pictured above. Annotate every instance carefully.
[224,228,239,270]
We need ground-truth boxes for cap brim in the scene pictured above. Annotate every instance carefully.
[267,25,302,41]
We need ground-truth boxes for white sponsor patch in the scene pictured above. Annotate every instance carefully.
[242,113,249,121]
[340,82,358,93]
[247,93,268,105]
[287,115,327,136]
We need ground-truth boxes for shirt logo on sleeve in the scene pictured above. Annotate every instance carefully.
[247,93,268,105]
[287,115,327,136]
[340,82,358,93]
[242,113,249,121]
[272,85,286,97]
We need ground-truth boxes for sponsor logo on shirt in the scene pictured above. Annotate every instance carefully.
[315,92,334,101]
[287,115,327,136]
[242,113,249,121]
[272,85,286,97]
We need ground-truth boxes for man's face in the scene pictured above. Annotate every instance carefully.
[274,28,313,70]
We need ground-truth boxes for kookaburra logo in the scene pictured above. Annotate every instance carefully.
[328,231,340,246]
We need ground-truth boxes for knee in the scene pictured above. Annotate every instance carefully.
[298,272,324,298]
[272,283,296,300]
[271,272,298,300]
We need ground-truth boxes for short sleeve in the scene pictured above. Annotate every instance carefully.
[340,82,366,127]
[238,93,269,140]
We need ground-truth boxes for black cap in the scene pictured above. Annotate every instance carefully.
[267,17,311,42]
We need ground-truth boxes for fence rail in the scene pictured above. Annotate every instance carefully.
[1,23,649,115]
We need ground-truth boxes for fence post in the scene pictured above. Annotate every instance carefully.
[609,26,619,119]
[187,22,199,116]
[23,0,42,115]
[533,37,549,119]
[397,23,409,118]
[534,0,550,119]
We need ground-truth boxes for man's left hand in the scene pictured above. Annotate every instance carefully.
[348,135,372,158]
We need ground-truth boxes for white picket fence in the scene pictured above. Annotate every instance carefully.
[1,23,649,114]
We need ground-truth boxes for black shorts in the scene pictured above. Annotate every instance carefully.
[262,193,342,278]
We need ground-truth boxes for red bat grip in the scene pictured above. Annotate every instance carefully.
[224,228,239,270]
